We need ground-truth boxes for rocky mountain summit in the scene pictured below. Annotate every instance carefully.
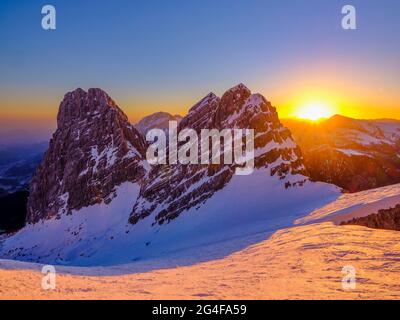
[27,84,308,226]
[27,88,147,223]
[129,84,308,225]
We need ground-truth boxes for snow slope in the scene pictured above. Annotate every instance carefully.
[1,183,400,299]
[0,170,340,266]
[1,222,400,299]
[296,183,400,225]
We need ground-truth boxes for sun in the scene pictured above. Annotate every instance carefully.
[294,101,335,121]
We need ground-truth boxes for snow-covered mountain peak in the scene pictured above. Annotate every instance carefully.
[224,83,251,96]
[58,88,126,128]
[179,92,220,130]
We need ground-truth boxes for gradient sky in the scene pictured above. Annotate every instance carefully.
[0,0,399,140]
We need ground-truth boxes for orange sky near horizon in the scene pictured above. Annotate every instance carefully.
[1,1,399,134]
[1,59,399,129]
[1,77,399,130]
[0,84,399,131]
[2,55,399,129]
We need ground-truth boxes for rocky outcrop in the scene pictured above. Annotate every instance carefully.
[178,93,220,130]
[283,115,400,192]
[341,204,400,231]
[27,88,148,223]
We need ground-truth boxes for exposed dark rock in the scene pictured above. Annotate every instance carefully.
[129,84,307,225]
[27,88,148,223]
[0,191,28,232]
[340,204,400,231]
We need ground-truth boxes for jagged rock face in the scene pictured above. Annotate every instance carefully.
[129,84,307,225]
[214,84,251,126]
[27,85,307,227]
[283,116,400,192]
[135,112,182,136]
[27,88,147,224]
[341,204,400,231]
[178,92,220,130]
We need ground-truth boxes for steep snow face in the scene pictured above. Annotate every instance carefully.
[296,182,400,225]
[135,112,182,136]
[353,119,400,146]
[1,182,141,265]
[0,171,340,266]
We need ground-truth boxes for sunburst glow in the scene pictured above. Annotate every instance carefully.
[294,101,335,121]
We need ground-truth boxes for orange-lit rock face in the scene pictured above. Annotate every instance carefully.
[27,88,147,223]
[283,115,400,192]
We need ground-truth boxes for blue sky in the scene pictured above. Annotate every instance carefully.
[0,0,399,134]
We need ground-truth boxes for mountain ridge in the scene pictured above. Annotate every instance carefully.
[283,115,400,192]
[0,84,341,265]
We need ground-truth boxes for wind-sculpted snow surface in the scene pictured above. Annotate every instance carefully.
[2,221,400,299]
[3,184,400,299]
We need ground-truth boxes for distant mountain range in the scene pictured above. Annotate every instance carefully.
[283,115,400,192]
[0,143,47,232]
[0,143,47,196]
[134,111,182,136]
